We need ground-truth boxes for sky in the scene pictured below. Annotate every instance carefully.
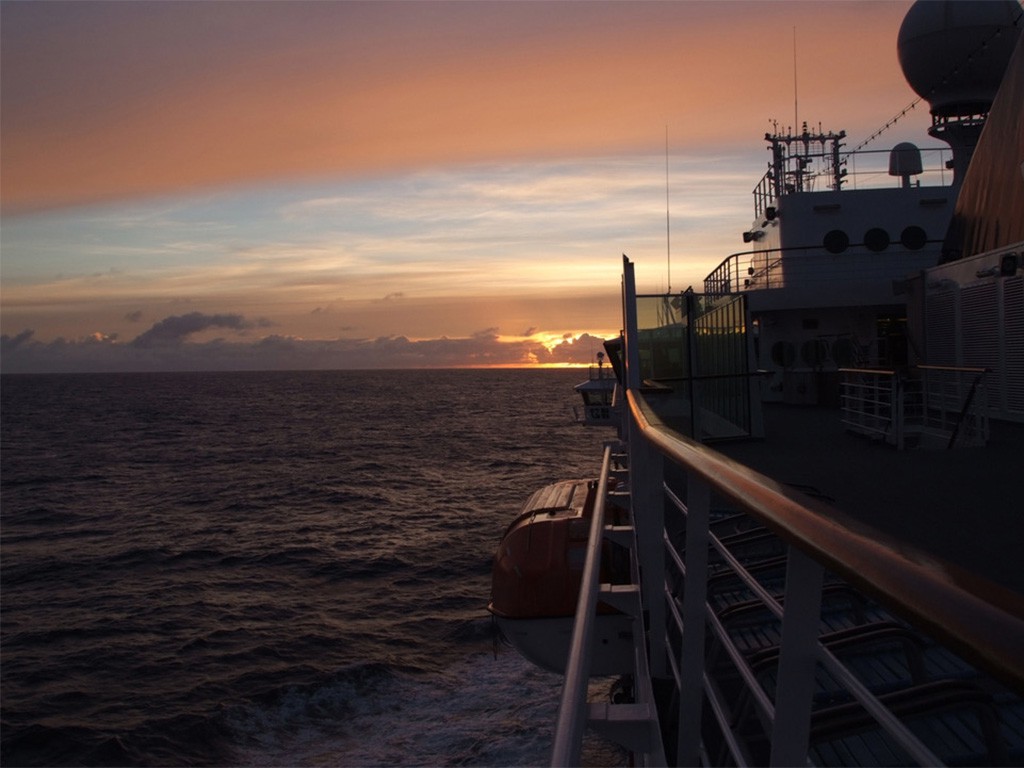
[1,0,941,373]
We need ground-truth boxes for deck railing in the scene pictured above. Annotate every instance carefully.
[550,259,1022,766]
[839,367,904,447]
[552,389,1024,765]
[840,366,990,449]
[703,247,787,297]
[752,146,953,219]
[703,243,944,298]
[916,365,990,448]
[551,444,614,765]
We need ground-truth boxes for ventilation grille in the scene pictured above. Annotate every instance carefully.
[1005,277,1024,414]
[961,282,999,409]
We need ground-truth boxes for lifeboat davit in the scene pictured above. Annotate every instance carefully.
[488,478,634,674]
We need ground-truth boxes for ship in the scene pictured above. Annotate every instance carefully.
[489,1,1024,765]
[571,351,619,427]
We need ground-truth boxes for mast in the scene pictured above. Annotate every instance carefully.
[665,126,672,294]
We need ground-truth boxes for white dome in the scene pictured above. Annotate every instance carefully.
[897,0,1021,117]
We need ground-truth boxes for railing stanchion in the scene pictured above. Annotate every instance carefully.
[633,433,667,678]
[895,373,905,450]
[769,548,825,766]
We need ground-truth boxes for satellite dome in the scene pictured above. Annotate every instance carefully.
[897,0,1021,117]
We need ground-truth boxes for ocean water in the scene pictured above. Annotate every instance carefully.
[1,369,613,766]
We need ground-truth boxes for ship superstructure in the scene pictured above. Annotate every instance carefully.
[701,0,1022,407]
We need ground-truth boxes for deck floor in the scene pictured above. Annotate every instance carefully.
[708,403,1024,596]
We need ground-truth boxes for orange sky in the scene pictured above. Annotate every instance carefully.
[2,1,914,212]
[1,0,940,372]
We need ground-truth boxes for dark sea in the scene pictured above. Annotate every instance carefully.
[1,369,612,767]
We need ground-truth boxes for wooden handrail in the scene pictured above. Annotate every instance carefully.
[838,367,896,376]
[916,364,991,374]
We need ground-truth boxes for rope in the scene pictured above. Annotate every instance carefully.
[851,9,1023,152]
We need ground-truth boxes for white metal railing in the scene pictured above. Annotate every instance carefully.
[551,388,1024,764]
[916,365,990,448]
[751,146,953,219]
[839,367,903,447]
[659,473,943,766]
[626,392,1019,764]
[703,244,944,297]
[549,258,1022,766]
[551,439,665,767]
[550,444,613,766]
[840,366,989,449]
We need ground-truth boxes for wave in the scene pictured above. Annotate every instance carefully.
[1,724,136,768]
[224,653,563,767]
[0,369,605,766]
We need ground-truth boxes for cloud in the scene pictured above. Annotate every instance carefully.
[2,329,35,350]
[130,311,250,348]
[542,333,611,366]
[124,310,144,322]
[0,316,610,373]
[0,153,781,348]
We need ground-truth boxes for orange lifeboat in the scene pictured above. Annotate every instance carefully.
[488,479,634,674]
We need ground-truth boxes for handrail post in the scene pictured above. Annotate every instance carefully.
[895,372,904,450]
[769,548,825,766]
[632,431,666,678]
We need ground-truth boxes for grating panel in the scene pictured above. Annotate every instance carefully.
[1005,277,1024,414]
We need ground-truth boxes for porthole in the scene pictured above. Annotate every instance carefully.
[770,341,796,368]
[823,229,849,254]
[901,225,927,250]
[864,227,890,252]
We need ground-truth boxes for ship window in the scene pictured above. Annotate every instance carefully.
[864,227,890,252]
[823,229,849,254]
[901,225,927,250]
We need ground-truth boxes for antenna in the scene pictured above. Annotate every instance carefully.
[665,125,671,293]
[792,26,799,132]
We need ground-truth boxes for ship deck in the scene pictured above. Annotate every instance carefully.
[708,403,1024,597]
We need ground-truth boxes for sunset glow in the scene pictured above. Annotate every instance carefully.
[1,0,936,372]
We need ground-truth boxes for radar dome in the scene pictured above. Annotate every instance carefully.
[897,0,1021,117]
